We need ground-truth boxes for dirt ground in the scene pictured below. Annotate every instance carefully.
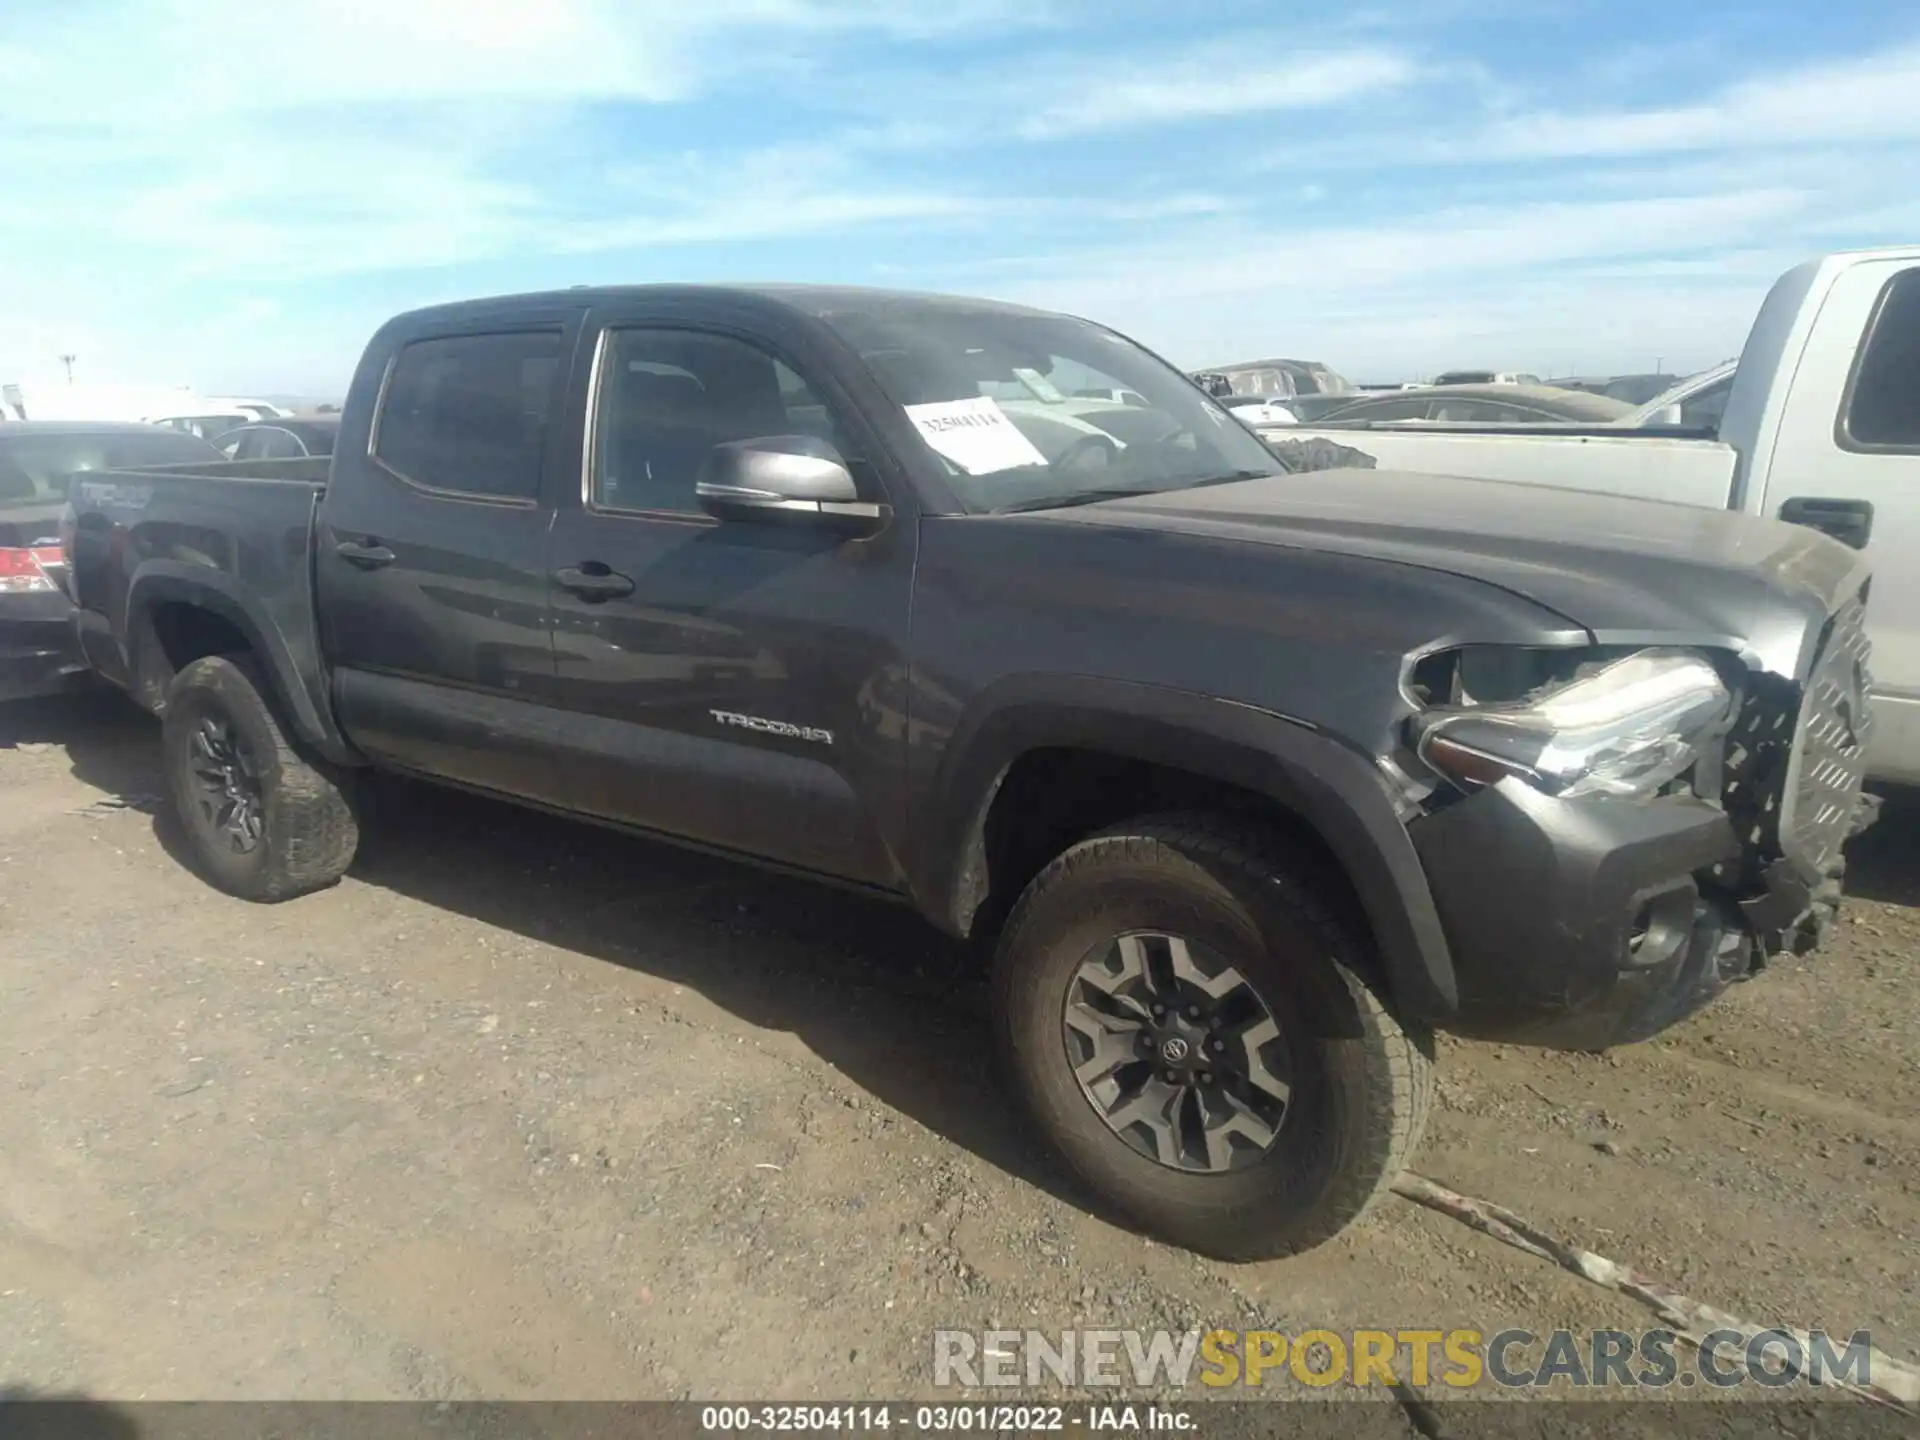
[1,691,1915,1415]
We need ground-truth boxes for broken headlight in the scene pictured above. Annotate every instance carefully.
[1412,648,1732,800]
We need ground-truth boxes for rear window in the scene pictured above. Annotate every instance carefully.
[0,431,220,505]
[1841,268,1920,452]
[373,330,562,499]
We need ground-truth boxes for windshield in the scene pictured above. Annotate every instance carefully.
[805,298,1282,512]
[1629,364,1736,429]
[1599,374,1676,406]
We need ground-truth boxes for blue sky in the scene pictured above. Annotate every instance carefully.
[3,0,1918,395]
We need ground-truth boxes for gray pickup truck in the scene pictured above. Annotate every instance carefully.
[63,283,1876,1259]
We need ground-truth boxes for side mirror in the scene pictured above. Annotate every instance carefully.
[695,436,887,528]
[1648,403,1683,427]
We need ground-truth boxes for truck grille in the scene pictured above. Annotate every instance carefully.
[1780,590,1873,883]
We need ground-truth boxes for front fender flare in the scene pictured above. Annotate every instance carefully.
[912,675,1458,1020]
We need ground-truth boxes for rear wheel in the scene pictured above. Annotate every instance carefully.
[162,654,359,901]
[992,814,1432,1260]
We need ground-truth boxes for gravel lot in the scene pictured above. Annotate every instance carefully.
[1,691,1914,1413]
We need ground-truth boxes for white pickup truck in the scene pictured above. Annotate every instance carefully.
[1275,247,1920,783]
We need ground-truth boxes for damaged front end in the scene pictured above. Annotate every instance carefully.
[1712,587,1879,957]
[1395,587,1877,1049]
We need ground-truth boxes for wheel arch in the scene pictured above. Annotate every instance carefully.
[912,676,1458,1020]
[125,565,356,766]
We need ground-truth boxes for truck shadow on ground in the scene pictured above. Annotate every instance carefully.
[1851,784,1920,907]
[18,690,1920,1231]
[8,691,1088,1219]
[0,1389,140,1440]
[349,772,1076,1195]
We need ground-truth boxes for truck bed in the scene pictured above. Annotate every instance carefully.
[1264,422,1740,509]
[66,457,335,730]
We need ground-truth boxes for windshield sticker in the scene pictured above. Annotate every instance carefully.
[904,397,1050,475]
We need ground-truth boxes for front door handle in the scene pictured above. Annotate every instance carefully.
[335,539,396,569]
[554,564,636,601]
[1779,497,1873,550]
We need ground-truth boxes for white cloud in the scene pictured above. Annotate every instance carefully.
[553,147,982,252]
[2,0,1060,119]
[1475,44,1920,161]
[0,4,1913,394]
[969,189,1817,375]
[1018,47,1415,138]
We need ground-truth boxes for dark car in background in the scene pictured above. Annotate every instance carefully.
[0,423,222,701]
[214,415,340,460]
[1192,357,1354,401]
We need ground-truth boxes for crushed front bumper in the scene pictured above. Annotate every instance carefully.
[1406,581,1877,1051]
[1409,779,1764,1049]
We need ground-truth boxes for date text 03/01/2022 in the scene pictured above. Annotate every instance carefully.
[698,1403,1196,1432]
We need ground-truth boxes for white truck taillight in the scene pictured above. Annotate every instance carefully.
[0,546,59,593]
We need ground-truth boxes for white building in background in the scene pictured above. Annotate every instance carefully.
[1,377,198,423]
[1,379,285,430]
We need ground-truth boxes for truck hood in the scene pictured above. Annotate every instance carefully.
[1052,469,1868,679]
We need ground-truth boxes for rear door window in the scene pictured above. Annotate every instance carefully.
[1679,377,1733,432]
[1841,268,1920,451]
[1344,397,1434,422]
[374,330,564,499]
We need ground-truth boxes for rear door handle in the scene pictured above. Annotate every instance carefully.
[335,539,396,569]
[1778,497,1873,550]
[554,564,636,600]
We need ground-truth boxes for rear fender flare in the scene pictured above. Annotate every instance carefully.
[124,565,355,765]
[914,675,1458,1020]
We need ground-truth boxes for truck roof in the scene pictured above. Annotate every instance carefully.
[382,283,1059,330]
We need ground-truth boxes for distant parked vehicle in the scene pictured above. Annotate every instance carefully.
[1279,393,1384,422]
[1429,370,1541,387]
[146,409,255,440]
[0,422,221,701]
[1618,362,1738,432]
[215,416,340,460]
[1194,358,1355,400]
[1315,384,1632,425]
[1217,395,1298,426]
[205,397,292,422]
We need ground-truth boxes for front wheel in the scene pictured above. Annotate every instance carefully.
[992,814,1432,1260]
[162,654,360,902]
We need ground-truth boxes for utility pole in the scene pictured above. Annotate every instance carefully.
[57,353,77,385]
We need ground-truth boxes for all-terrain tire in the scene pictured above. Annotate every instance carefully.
[991,813,1432,1261]
[162,654,360,902]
